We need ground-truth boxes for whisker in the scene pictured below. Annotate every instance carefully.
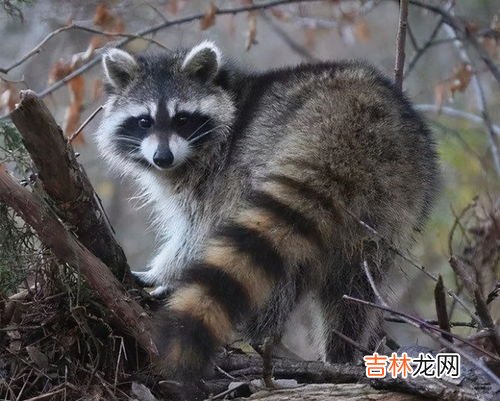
[188,124,227,144]
[187,118,213,141]
[115,136,142,145]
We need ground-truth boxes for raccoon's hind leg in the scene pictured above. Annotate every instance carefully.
[319,250,388,363]
[153,186,325,378]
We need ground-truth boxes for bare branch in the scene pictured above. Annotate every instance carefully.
[450,256,500,356]
[17,0,325,101]
[342,295,500,386]
[360,259,500,385]
[404,18,443,79]
[68,105,103,143]
[394,0,409,89]
[0,25,73,75]
[415,104,500,136]
[385,317,477,328]
[435,4,500,175]
[215,350,497,401]
[0,168,157,358]
[434,275,452,342]
[10,91,129,279]
[341,205,479,324]
[408,0,500,85]
[260,12,319,62]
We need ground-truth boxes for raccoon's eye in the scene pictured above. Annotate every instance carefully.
[173,113,189,127]
[138,117,153,129]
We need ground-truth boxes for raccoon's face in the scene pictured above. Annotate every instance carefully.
[97,41,235,173]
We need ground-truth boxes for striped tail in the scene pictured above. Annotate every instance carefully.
[154,176,334,378]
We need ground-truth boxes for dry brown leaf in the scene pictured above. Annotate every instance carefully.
[434,81,451,110]
[434,63,472,109]
[64,102,84,142]
[93,3,115,28]
[92,79,103,101]
[304,27,317,50]
[54,74,85,142]
[270,8,289,21]
[449,63,472,97]
[48,60,73,84]
[245,12,258,51]
[93,2,124,34]
[0,82,19,114]
[68,75,85,106]
[464,21,479,35]
[354,19,370,43]
[200,3,217,30]
[227,14,236,37]
[480,36,499,60]
[165,0,186,15]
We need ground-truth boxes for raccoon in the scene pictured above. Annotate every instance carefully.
[97,41,439,378]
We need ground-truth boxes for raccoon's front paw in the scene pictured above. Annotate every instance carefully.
[153,310,217,380]
[131,270,155,287]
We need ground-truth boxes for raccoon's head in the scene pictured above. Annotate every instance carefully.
[97,41,235,175]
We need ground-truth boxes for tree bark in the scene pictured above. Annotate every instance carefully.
[0,168,158,358]
[10,90,129,279]
[233,383,426,401]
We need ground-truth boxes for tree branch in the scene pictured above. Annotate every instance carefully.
[394,0,409,89]
[415,104,500,136]
[10,90,129,280]
[408,0,500,85]
[212,353,493,401]
[5,0,323,102]
[343,295,500,387]
[0,167,157,358]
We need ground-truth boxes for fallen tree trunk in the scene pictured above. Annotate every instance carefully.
[0,167,158,358]
[233,383,425,401]
[10,90,129,279]
[210,353,494,401]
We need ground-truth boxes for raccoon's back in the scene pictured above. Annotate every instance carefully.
[228,61,438,248]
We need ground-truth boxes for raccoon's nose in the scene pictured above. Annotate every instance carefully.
[153,148,174,168]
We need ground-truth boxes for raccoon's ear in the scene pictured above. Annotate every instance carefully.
[181,41,221,82]
[102,48,138,90]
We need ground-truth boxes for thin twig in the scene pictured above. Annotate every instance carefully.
[262,337,275,388]
[384,317,477,328]
[31,0,324,100]
[415,104,500,136]
[70,24,168,50]
[408,0,500,85]
[361,258,499,364]
[68,105,103,143]
[361,260,385,305]
[394,0,409,89]
[404,18,443,79]
[0,23,168,76]
[434,275,453,342]
[330,327,372,354]
[341,205,480,324]
[260,12,318,62]
[438,5,500,175]
[343,295,500,386]
[449,256,500,355]
[0,25,73,74]
[208,382,249,401]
